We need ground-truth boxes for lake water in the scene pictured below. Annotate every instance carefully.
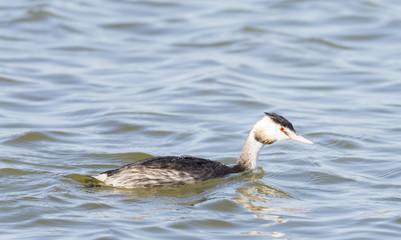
[1,0,401,239]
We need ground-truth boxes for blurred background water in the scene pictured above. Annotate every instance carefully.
[1,0,401,239]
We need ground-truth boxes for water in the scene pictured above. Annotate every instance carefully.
[1,0,401,239]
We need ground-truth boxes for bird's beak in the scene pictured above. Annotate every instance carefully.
[287,132,313,144]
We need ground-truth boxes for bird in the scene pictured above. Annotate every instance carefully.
[94,112,313,188]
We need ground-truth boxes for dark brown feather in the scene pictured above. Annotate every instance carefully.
[101,156,232,181]
[264,112,296,132]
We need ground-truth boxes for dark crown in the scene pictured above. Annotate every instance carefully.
[264,112,296,132]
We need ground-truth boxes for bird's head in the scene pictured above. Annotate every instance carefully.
[253,112,313,145]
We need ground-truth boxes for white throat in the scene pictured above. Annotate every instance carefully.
[237,131,264,170]
[230,115,293,173]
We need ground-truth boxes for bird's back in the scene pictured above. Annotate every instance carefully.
[94,156,232,188]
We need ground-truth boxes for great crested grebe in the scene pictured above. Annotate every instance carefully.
[94,112,313,188]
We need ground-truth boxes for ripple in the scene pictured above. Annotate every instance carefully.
[3,130,81,146]
[1,0,401,239]
[0,168,46,176]
[305,37,354,50]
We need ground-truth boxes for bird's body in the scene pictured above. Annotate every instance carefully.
[95,156,232,188]
[94,112,313,188]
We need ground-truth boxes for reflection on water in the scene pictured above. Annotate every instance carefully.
[71,168,300,238]
[70,167,268,199]
[233,178,300,238]
[1,0,401,239]
[70,172,230,199]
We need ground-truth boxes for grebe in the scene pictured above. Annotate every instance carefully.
[94,112,313,188]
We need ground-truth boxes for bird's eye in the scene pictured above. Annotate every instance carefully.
[280,127,285,131]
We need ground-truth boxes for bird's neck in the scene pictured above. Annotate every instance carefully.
[231,129,264,173]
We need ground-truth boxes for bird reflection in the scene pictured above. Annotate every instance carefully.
[68,170,304,239]
[232,177,303,237]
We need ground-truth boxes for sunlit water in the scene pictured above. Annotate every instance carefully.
[1,0,401,239]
